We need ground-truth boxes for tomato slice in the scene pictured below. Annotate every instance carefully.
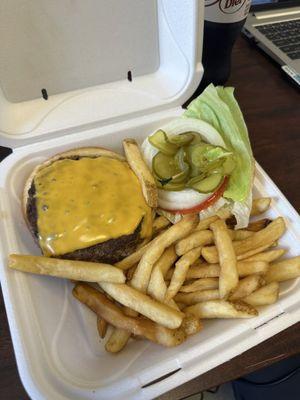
[162,176,229,215]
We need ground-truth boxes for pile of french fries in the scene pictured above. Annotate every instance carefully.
[9,196,300,353]
[93,196,300,352]
[9,139,300,354]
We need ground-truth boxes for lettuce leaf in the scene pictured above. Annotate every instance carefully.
[184,84,254,204]
[205,146,232,162]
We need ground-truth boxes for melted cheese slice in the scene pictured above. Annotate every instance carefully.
[34,156,152,256]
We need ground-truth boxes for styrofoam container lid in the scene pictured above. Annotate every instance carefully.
[0,0,203,147]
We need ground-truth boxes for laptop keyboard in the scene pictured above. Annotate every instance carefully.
[256,19,300,60]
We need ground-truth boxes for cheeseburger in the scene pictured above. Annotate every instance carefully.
[23,147,152,264]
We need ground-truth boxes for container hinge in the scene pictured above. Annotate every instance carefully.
[41,88,48,100]
[253,311,286,330]
[141,368,181,388]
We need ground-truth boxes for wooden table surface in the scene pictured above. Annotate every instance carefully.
[0,36,299,400]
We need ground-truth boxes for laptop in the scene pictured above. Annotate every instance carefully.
[242,0,300,86]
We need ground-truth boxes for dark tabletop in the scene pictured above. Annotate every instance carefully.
[0,36,299,400]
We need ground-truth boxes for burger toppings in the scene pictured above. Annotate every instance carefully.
[150,129,235,193]
[34,156,152,257]
[142,84,254,229]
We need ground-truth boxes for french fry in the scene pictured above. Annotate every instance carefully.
[184,260,269,280]
[229,275,265,301]
[176,302,186,310]
[246,218,272,232]
[236,243,277,261]
[164,269,174,282]
[185,300,258,318]
[185,262,221,279]
[265,256,300,283]
[230,230,254,241]
[251,197,271,216]
[165,246,203,301]
[237,261,269,277]
[158,247,178,278]
[131,214,198,293]
[244,248,286,263]
[99,282,184,329]
[196,215,219,231]
[235,217,285,253]
[110,302,140,349]
[147,246,177,302]
[105,328,130,353]
[210,219,238,299]
[215,207,233,220]
[8,254,125,283]
[202,218,286,264]
[116,239,153,271]
[137,236,152,250]
[147,251,201,335]
[243,282,279,306]
[180,278,219,293]
[153,216,171,235]
[165,269,173,281]
[178,260,268,281]
[181,314,203,336]
[73,283,186,348]
[167,299,181,310]
[123,138,158,208]
[175,230,213,256]
[97,318,108,339]
[126,265,137,281]
[106,306,138,352]
[110,223,183,351]
[175,289,220,305]
[116,229,166,271]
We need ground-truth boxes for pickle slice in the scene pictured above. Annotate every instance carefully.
[172,170,189,183]
[200,158,224,174]
[187,174,207,187]
[190,173,223,194]
[169,132,195,146]
[153,151,189,185]
[189,144,215,167]
[190,133,203,144]
[150,129,234,193]
[185,145,201,177]
[160,180,186,191]
[175,147,185,170]
[152,152,180,179]
[148,130,178,155]
[175,147,189,172]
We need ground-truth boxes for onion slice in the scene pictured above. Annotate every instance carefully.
[161,176,229,215]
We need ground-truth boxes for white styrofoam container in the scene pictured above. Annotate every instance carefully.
[1,112,300,400]
[0,1,299,400]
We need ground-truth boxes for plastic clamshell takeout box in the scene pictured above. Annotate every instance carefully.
[0,1,299,400]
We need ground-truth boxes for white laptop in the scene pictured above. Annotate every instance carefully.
[243,0,300,86]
